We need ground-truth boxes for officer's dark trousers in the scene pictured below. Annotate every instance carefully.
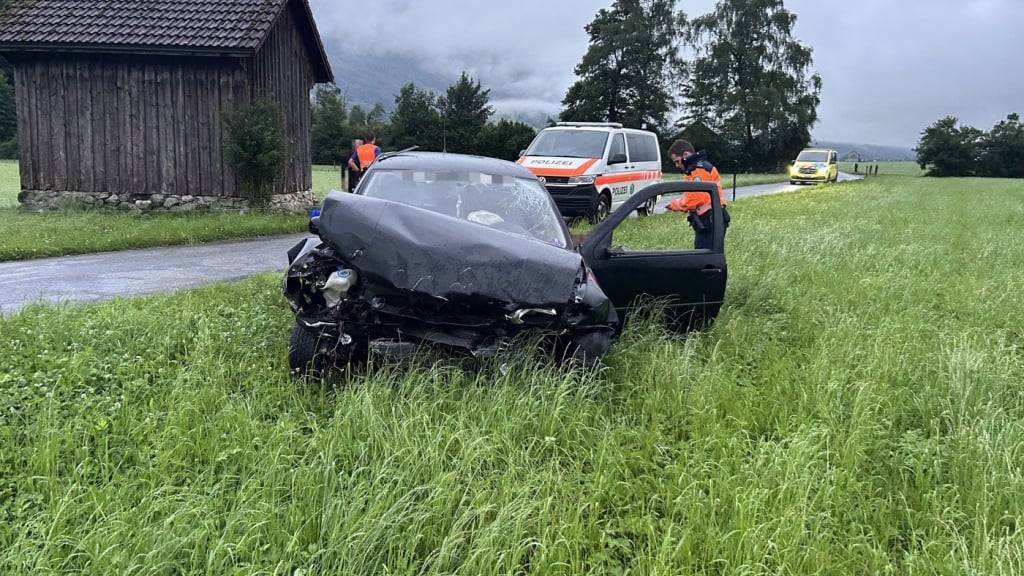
[694,226,714,250]
[692,209,730,250]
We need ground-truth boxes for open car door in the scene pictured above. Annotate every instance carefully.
[580,181,728,331]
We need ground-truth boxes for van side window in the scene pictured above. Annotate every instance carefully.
[646,135,660,163]
[609,133,626,162]
[627,134,657,162]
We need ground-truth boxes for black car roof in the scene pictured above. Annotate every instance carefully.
[371,151,536,179]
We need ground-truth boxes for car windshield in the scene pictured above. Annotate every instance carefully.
[360,170,570,248]
[526,130,609,159]
[797,151,829,162]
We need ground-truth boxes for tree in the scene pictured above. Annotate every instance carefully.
[476,119,537,161]
[560,0,681,132]
[223,98,286,205]
[309,84,348,165]
[979,113,1024,178]
[682,0,822,172]
[915,116,983,177]
[0,69,15,159]
[389,83,442,151]
[439,72,493,153]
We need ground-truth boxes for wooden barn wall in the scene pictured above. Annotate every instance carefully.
[14,54,250,197]
[252,2,315,194]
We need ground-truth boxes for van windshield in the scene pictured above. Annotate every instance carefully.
[526,130,609,159]
[796,151,829,162]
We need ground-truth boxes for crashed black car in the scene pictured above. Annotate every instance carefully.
[284,152,727,375]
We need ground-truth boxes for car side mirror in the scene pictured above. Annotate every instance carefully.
[608,153,627,165]
[519,149,527,158]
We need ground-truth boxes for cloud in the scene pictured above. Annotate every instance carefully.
[309,0,609,113]
[308,0,1024,146]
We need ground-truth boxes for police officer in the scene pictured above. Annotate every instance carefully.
[348,135,382,192]
[666,140,730,250]
[346,138,363,192]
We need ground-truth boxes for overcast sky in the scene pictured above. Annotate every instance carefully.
[308,0,1023,147]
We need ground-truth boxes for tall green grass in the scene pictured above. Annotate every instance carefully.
[0,159,19,208]
[1,176,1023,574]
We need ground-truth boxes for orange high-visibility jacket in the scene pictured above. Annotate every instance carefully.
[667,160,728,215]
[356,143,380,170]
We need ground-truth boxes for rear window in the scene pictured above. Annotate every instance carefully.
[526,130,609,159]
[627,134,659,163]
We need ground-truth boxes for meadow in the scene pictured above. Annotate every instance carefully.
[838,160,925,177]
[2,176,1023,574]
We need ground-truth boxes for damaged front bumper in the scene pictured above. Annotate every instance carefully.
[284,241,616,365]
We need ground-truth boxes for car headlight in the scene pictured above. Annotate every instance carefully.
[568,175,596,185]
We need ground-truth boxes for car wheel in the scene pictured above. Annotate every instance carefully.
[590,193,611,224]
[289,323,367,378]
[790,180,798,186]
[560,331,611,368]
[637,195,658,217]
[289,323,331,377]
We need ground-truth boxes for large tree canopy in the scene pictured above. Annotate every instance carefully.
[439,72,493,154]
[560,0,681,132]
[682,0,821,172]
[309,84,348,165]
[916,114,1024,178]
[389,83,443,152]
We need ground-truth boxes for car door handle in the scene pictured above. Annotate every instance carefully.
[701,267,723,275]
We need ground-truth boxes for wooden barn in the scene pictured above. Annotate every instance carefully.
[0,0,333,211]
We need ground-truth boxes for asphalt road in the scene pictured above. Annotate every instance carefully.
[0,174,861,315]
[0,234,307,315]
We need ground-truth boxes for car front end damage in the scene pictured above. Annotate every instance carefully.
[283,193,617,374]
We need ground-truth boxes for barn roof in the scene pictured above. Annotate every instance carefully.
[0,0,333,81]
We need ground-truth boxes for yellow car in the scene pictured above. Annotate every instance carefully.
[789,149,839,184]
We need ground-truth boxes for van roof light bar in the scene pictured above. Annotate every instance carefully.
[556,122,624,129]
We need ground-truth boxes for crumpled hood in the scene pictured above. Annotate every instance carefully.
[318,192,584,307]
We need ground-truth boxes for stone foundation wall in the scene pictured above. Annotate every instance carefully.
[17,190,317,214]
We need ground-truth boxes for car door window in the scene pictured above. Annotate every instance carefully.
[581,183,728,329]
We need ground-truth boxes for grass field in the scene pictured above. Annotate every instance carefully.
[839,161,925,176]
[0,159,19,208]
[2,176,1023,573]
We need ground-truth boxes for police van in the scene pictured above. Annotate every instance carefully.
[518,122,662,222]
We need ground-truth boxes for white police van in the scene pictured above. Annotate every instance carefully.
[519,122,662,222]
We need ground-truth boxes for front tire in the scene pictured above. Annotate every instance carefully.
[289,323,331,377]
[590,193,612,224]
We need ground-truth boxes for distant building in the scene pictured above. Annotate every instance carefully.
[0,0,333,211]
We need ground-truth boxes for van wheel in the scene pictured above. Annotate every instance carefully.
[637,195,658,217]
[590,193,611,224]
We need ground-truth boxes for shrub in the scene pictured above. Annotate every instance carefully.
[223,98,286,206]
[0,136,16,159]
